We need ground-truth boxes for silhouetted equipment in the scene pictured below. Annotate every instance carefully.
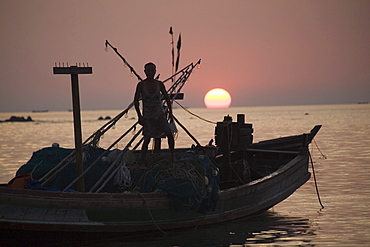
[215,114,253,152]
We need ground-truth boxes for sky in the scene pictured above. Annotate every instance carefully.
[1,0,369,112]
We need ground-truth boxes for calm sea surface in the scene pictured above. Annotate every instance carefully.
[1,104,369,246]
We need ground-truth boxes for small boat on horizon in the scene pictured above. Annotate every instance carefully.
[32,110,49,113]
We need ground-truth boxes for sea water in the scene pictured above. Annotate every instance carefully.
[0,104,369,246]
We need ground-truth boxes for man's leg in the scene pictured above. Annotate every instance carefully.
[141,136,150,168]
[165,129,176,162]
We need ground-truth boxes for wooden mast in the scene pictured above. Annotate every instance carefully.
[53,64,92,192]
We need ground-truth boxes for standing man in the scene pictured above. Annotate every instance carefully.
[134,62,175,168]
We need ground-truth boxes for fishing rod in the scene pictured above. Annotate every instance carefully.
[105,40,143,81]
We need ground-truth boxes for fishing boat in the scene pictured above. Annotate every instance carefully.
[0,126,320,233]
[0,39,321,234]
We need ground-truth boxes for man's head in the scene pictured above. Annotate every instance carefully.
[144,62,156,79]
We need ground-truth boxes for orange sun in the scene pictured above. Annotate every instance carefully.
[204,88,232,109]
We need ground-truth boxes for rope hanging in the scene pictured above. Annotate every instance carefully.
[174,101,216,124]
[309,138,325,209]
[313,139,327,159]
[309,152,325,209]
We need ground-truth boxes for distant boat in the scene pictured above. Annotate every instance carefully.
[32,110,48,113]
[357,102,369,104]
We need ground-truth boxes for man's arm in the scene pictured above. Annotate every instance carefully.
[159,81,173,121]
[134,82,143,125]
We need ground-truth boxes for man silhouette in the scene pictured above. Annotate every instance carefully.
[134,62,175,168]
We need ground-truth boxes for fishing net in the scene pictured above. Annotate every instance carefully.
[16,146,123,193]
[132,151,220,213]
[15,146,220,213]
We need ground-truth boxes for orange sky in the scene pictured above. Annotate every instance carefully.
[0,0,369,112]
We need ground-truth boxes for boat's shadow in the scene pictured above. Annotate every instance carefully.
[1,210,315,247]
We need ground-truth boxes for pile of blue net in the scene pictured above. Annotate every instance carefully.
[16,146,220,214]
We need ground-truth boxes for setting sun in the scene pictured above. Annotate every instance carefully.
[204,88,232,109]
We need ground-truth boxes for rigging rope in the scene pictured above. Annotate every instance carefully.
[309,152,325,209]
[313,138,327,159]
[138,192,168,235]
[174,101,216,124]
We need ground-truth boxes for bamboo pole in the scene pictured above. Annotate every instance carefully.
[173,115,201,146]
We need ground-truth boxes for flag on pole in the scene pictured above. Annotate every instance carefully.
[175,33,181,72]
[169,27,175,82]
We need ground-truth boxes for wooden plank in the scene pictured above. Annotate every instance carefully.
[53,66,92,74]
[170,93,184,100]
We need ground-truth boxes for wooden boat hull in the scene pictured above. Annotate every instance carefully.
[250,125,321,151]
[0,150,310,233]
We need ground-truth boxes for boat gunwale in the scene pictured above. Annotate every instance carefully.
[0,149,312,233]
[219,151,308,199]
[0,150,309,205]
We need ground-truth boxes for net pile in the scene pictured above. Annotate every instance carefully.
[15,146,220,213]
[133,151,220,213]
